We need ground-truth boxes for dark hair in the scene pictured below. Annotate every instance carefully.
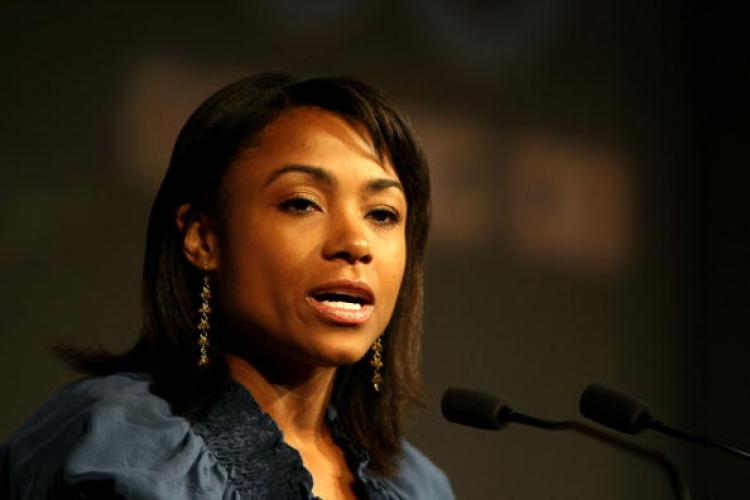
[58,73,431,475]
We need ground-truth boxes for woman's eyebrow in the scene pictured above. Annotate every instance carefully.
[264,163,404,194]
[364,178,404,194]
[264,164,333,187]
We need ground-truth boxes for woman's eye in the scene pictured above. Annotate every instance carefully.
[279,197,320,215]
[369,208,401,225]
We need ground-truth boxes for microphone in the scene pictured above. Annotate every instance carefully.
[442,387,691,500]
[580,384,750,462]
[441,387,513,430]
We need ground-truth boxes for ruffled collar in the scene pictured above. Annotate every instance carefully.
[192,381,395,500]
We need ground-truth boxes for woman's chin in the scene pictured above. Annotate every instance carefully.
[304,341,373,368]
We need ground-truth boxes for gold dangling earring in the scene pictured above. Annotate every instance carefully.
[370,336,384,392]
[197,265,212,368]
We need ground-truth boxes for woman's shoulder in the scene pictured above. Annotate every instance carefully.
[381,439,455,500]
[26,372,166,422]
[1,372,234,499]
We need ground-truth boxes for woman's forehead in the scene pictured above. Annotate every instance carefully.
[263,107,377,156]
[230,106,399,182]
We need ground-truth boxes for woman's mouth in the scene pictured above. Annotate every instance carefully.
[306,284,375,326]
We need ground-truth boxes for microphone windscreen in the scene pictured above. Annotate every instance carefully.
[441,387,513,430]
[579,384,654,433]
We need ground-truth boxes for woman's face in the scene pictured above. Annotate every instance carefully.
[214,106,407,369]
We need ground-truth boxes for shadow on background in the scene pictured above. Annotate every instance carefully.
[1,2,746,499]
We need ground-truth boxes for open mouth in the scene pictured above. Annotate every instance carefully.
[306,284,375,325]
[311,292,370,310]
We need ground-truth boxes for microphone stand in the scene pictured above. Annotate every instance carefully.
[647,419,750,462]
[508,411,692,500]
[442,387,692,500]
[580,383,750,462]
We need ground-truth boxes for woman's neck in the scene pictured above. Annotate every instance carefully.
[225,353,337,442]
[225,353,358,500]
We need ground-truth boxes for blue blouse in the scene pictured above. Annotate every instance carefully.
[0,373,454,499]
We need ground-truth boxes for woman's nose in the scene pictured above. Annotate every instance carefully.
[322,211,373,265]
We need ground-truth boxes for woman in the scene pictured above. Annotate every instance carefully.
[0,73,454,499]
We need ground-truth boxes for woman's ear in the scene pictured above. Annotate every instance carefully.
[176,203,220,271]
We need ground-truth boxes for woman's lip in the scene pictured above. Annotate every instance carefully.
[305,295,374,326]
[308,280,375,305]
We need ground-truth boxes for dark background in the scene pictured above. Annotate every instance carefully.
[1,2,747,499]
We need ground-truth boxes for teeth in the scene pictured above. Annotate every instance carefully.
[322,300,362,310]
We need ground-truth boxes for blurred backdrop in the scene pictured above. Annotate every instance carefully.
[1,2,746,499]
